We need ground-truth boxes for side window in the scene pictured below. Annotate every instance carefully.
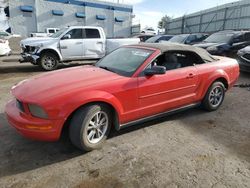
[244,33,250,41]
[85,29,101,39]
[65,29,83,39]
[233,35,244,43]
[196,34,207,42]
[186,35,197,44]
[149,51,204,71]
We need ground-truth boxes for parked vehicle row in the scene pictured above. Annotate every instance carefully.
[133,34,155,42]
[144,30,250,72]
[194,30,250,57]
[166,33,209,45]
[145,35,173,43]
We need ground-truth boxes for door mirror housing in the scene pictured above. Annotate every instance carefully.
[61,34,71,40]
[144,66,166,76]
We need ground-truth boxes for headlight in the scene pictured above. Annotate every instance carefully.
[31,46,40,53]
[207,46,218,51]
[28,104,48,119]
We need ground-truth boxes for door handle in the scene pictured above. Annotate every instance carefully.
[76,42,83,45]
[97,42,103,44]
[186,73,195,79]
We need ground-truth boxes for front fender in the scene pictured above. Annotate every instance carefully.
[38,46,62,61]
[59,90,124,121]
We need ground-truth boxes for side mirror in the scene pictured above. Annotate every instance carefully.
[144,66,166,76]
[61,34,71,40]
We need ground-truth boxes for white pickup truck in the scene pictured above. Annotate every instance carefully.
[20,26,140,71]
[30,28,60,37]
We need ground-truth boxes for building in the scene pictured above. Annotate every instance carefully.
[3,0,133,37]
[166,0,250,34]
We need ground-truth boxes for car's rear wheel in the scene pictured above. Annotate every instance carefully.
[202,81,225,111]
[69,104,112,151]
[39,52,59,71]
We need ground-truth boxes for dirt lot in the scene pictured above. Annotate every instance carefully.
[0,54,250,187]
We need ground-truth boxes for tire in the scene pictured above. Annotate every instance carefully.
[202,81,225,111]
[69,104,112,151]
[39,52,59,71]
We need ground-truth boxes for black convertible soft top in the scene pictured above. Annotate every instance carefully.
[135,42,217,62]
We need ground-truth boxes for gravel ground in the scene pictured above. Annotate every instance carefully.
[0,50,250,187]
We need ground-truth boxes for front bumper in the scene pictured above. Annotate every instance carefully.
[5,100,64,141]
[237,56,250,72]
[19,53,40,64]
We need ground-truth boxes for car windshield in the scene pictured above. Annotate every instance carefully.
[204,33,234,43]
[145,36,161,43]
[169,34,189,43]
[96,47,154,77]
[50,28,67,38]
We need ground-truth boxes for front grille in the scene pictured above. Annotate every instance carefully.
[242,53,250,61]
[16,99,25,113]
[22,45,35,53]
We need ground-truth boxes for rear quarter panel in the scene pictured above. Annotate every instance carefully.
[195,56,239,100]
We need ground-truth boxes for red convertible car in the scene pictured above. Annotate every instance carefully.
[5,43,239,151]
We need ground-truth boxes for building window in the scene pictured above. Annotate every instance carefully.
[20,5,33,12]
[115,17,125,22]
[96,15,106,20]
[52,10,64,16]
[75,12,85,18]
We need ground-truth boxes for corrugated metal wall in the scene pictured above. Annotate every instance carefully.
[166,0,250,34]
[9,0,133,37]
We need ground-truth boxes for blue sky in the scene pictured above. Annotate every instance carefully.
[105,0,239,29]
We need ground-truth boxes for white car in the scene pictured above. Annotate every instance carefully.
[0,39,11,56]
[0,31,21,40]
[141,28,156,35]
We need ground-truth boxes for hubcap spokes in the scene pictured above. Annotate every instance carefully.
[209,86,223,107]
[87,111,108,144]
[44,57,55,69]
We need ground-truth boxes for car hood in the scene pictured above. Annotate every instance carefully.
[238,45,250,53]
[20,37,58,47]
[12,66,122,103]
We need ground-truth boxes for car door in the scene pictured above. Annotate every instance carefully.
[60,28,84,60]
[83,28,105,58]
[231,33,250,52]
[137,52,199,118]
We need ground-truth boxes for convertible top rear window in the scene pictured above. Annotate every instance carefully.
[96,47,154,77]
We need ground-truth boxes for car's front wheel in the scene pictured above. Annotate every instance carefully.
[69,104,112,151]
[202,81,225,111]
[39,52,59,71]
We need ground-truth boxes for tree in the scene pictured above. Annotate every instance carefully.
[158,15,172,31]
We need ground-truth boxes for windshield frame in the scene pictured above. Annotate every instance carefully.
[50,28,68,38]
[169,34,189,43]
[95,47,155,77]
